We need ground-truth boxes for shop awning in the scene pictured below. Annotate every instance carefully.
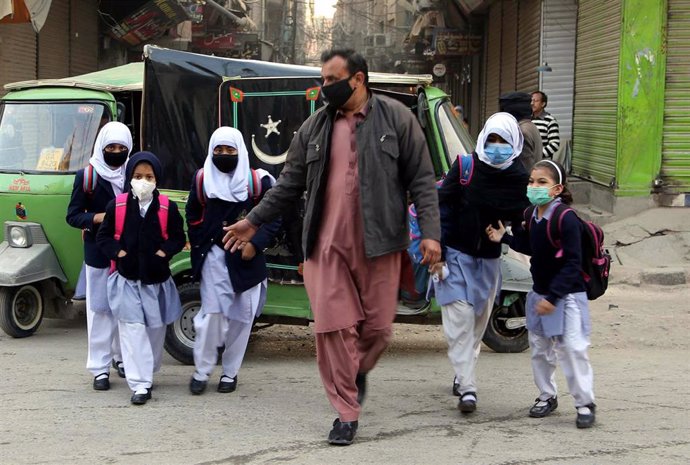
[0,0,52,32]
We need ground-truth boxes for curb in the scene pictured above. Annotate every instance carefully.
[610,266,688,287]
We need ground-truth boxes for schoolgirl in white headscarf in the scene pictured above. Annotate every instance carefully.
[186,127,280,396]
[66,121,132,391]
[431,112,530,414]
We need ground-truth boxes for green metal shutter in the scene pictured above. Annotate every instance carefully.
[571,0,621,186]
[516,0,541,93]
[661,0,690,192]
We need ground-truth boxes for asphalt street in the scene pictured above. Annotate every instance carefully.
[0,283,688,465]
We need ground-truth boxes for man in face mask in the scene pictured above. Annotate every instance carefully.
[222,49,441,445]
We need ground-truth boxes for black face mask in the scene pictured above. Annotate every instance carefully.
[321,75,354,109]
[213,155,239,173]
[103,150,128,167]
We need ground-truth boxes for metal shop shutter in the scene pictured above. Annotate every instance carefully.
[499,0,518,95]
[661,0,690,192]
[0,23,37,94]
[540,0,577,141]
[482,2,501,122]
[38,0,70,78]
[70,0,99,75]
[515,0,541,94]
[571,0,621,187]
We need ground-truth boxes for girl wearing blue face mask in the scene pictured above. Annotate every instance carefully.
[431,112,529,414]
[486,159,596,429]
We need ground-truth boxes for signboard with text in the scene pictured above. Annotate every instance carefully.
[432,29,482,56]
[108,0,190,46]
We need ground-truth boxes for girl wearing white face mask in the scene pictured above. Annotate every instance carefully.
[486,159,596,429]
[97,152,186,405]
[430,112,530,414]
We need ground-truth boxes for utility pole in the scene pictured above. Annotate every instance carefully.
[291,0,298,64]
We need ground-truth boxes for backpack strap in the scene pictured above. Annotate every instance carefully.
[194,168,207,207]
[247,168,262,201]
[83,164,98,194]
[546,203,575,256]
[523,205,537,232]
[113,193,129,241]
[458,154,474,186]
[157,195,169,241]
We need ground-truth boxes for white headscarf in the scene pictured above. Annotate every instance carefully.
[475,112,523,170]
[203,127,251,202]
[88,122,133,194]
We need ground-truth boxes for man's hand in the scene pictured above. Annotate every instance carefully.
[241,242,257,261]
[222,219,259,252]
[485,220,506,243]
[419,239,441,265]
[535,299,556,316]
[93,213,105,224]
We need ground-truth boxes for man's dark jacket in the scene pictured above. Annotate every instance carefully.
[246,92,441,259]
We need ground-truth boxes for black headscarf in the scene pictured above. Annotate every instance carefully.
[125,151,163,191]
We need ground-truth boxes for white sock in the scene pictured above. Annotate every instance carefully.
[95,373,109,380]
[577,406,592,415]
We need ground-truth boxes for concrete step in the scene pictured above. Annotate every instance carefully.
[570,203,615,226]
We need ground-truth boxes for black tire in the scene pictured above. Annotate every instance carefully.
[482,292,529,353]
[0,285,44,338]
[164,282,200,365]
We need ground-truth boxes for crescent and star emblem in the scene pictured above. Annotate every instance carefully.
[252,115,292,165]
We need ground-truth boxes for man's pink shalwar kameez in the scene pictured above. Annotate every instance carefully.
[303,103,402,422]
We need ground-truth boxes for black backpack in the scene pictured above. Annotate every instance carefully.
[524,203,611,300]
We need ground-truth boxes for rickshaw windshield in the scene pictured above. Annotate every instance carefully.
[0,101,109,173]
[436,100,475,168]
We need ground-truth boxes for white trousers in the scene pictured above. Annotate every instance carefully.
[529,296,595,407]
[192,312,252,382]
[118,322,166,392]
[85,266,121,376]
[441,299,493,394]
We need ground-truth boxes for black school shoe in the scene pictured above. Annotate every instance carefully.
[93,373,110,391]
[452,377,460,396]
[458,392,477,413]
[112,360,126,378]
[130,389,152,405]
[189,377,208,395]
[355,373,367,405]
[576,403,596,428]
[529,396,558,418]
[328,418,358,446]
[217,375,237,393]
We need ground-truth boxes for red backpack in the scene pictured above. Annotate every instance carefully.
[189,168,264,226]
[109,192,170,273]
[524,203,611,300]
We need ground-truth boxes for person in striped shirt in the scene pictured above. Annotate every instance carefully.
[531,91,560,159]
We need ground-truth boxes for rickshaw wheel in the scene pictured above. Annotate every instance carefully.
[0,285,44,338]
[482,292,529,353]
[164,283,200,365]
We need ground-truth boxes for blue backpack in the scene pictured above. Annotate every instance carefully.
[408,154,473,263]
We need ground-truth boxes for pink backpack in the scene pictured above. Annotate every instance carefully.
[109,193,170,274]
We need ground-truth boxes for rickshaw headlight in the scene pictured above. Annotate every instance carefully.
[8,225,30,248]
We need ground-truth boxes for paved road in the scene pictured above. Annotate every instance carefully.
[1,284,689,464]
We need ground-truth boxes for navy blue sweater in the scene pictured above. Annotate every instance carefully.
[439,154,529,259]
[186,174,281,293]
[96,192,186,284]
[65,169,116,268]
[503,206,586,304]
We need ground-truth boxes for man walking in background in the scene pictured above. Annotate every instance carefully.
[531,91,560,159]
